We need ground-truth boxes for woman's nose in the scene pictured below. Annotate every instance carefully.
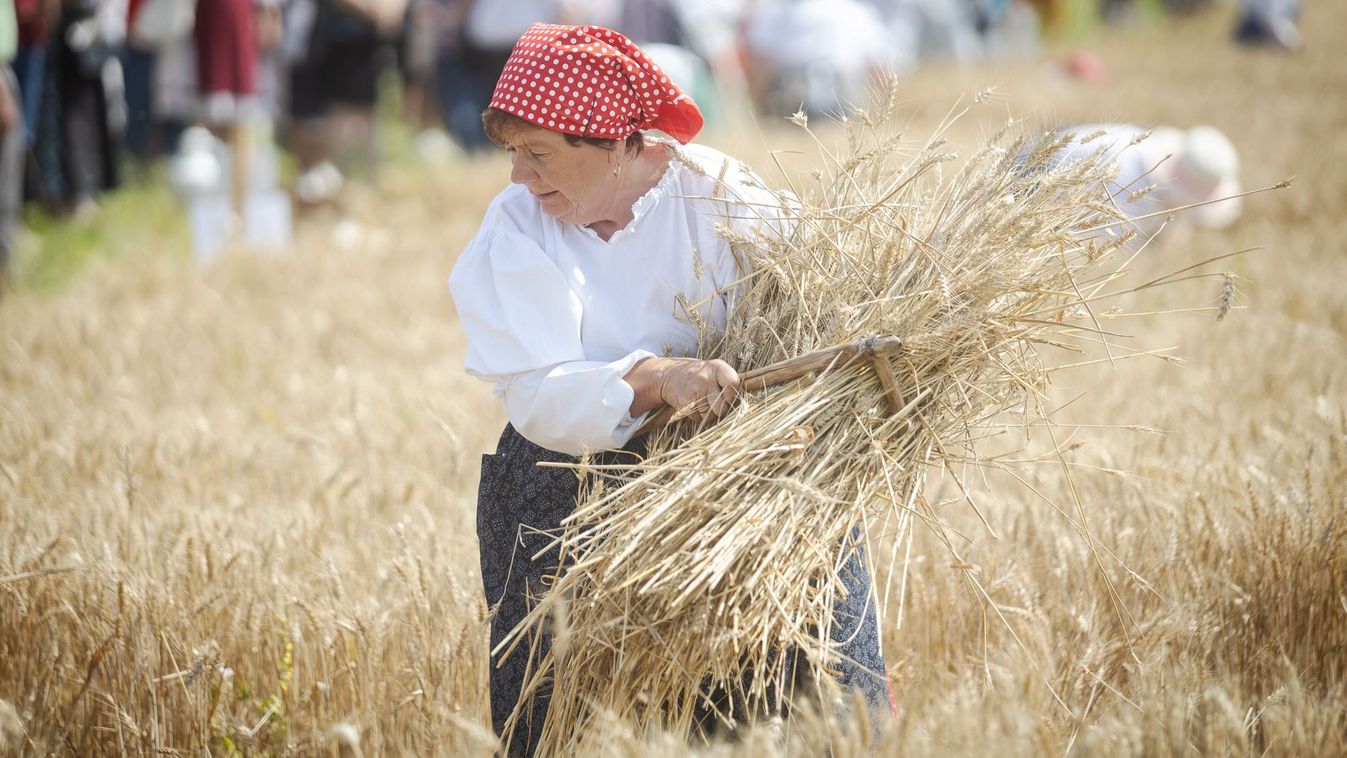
[509,153,537,185]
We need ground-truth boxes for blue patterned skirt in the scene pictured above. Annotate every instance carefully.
[476,424,892,755]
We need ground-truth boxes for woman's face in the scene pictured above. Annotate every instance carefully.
[502,126,626,227]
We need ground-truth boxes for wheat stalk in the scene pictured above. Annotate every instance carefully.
[494,99,1186,754]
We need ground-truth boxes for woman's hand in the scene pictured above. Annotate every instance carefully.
[625,357,740,423]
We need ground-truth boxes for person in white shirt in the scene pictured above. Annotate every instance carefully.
[1046,123,1243,243]
[448,22,893,755]
[1234,0,1301,51]
[744,0,895,117]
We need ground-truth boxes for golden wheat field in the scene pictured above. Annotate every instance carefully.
[3,5,1345,756]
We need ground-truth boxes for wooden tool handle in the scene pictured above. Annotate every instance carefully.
[634,335,903,437]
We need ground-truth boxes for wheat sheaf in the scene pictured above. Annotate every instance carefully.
[500,91,1245,754]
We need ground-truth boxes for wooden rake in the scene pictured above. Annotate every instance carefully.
[636,334,905,436]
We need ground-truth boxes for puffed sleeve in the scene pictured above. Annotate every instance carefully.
[450,222,589,378]
[498,355,655,456]
[448,214,653,455]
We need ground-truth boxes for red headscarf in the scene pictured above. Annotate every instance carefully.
[489,23,704,144]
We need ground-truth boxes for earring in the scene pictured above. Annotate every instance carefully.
[612,161,623,178]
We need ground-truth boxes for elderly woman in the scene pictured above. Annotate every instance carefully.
[449,23,891,754]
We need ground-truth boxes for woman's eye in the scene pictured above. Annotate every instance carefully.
[506,146,547,161]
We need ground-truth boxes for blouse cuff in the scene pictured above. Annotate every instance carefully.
[603,349,656,447]
[499,349,658,455]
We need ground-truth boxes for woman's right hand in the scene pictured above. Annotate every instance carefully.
[625,357,740,423]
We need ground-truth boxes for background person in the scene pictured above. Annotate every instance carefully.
[0,0,23,292]
[120,0,156,161]
[744,0,894,118]
[33,0,125,218]
[139,0,195,160]
[288,0,405,204]
[1233,0,1301,50]
[195,0,261,224]
[434,0,556,151]
[13,0,60,152]
[1048,123,1242,243]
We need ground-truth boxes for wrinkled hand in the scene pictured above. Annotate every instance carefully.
[625,356,740,425]
[658,358,740,424]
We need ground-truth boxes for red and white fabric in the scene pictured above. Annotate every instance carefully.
[488,22,703,144]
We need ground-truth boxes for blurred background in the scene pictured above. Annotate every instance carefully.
[0,0,1318,283]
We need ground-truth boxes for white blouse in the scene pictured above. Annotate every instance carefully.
[449,142,787,455]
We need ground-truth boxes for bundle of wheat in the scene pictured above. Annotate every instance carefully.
[499,95,1199,753]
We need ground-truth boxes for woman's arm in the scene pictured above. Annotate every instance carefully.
[499,355,740,455]
[498,353,654,455]
[624,356,740,423]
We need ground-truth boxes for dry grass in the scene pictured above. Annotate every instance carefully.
[3,5,1346,755]
[502,94,1193,753]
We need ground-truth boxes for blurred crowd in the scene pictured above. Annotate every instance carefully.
[0,0,1303,279]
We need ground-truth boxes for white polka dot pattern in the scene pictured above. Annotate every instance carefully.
[489,23,704,144]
